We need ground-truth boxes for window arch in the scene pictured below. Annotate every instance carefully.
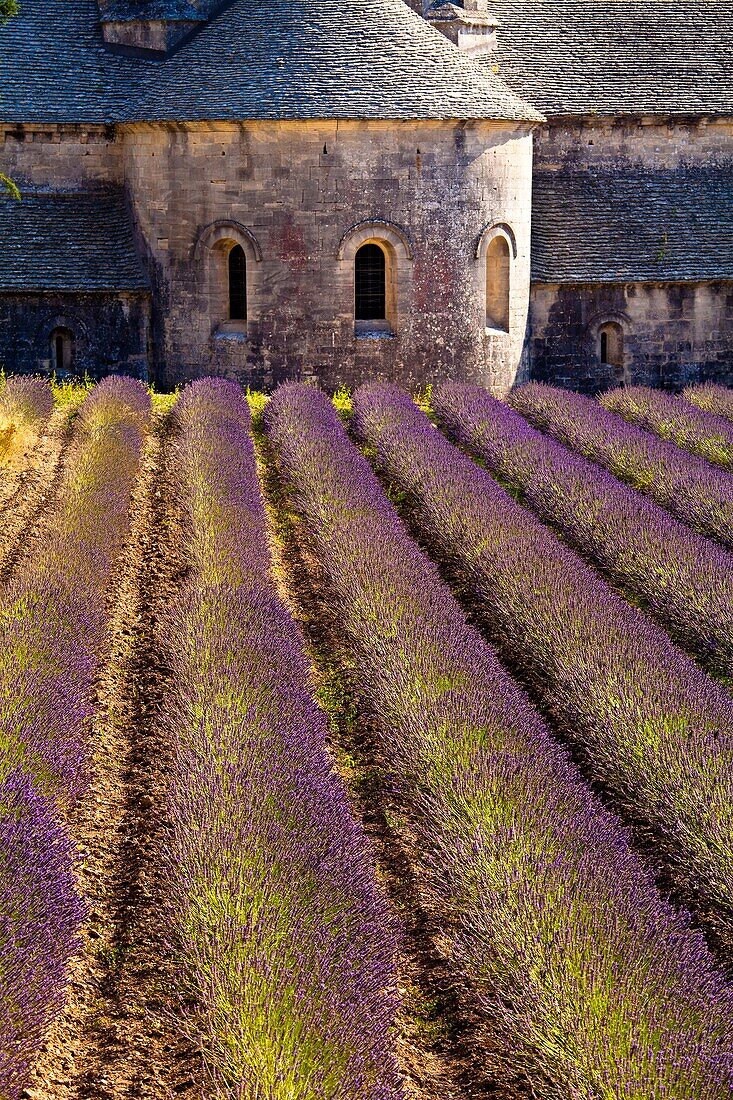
[485,235,510,332]
[50,327,75,375]
[194,220,263,335]
[228,244,247,321]
[598,321,624,369]
[355,243,387,321]
[337,220,413,337]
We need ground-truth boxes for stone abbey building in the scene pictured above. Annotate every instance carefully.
[0,0,731,393]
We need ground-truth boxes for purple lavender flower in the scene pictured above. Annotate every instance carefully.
[354,382,733,950]
[0,772,85,1100]
[0,375,149,1096]
[510,381,733,547]
[267,381,733,1099]
[433,381,733,679]
[162,378,402,1098]
[602,385,733,470]
[684,382,733,423]
[0,374,54,427]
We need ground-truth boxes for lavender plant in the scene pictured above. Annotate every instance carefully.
[0,375,54,463]
[266,381,733,1100]
[0,375,150,1097]
[684,382,733,422]
[0,772,84,1099]
[0,374,151,804]
[433,382,733,679]
[0,374,54,426]
[163,378,401,1099]
[354,381,733,955]
[602,385,733,470]
[509,382,733,547]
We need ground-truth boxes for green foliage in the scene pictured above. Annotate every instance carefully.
[245,386,268,425]
[50,372,94,410]
[0,173,20,201]
[0,0,18,25]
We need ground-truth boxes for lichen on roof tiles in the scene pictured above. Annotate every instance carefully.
[532,166,733,283]
[484,0,733,117]
[0,191,150,292]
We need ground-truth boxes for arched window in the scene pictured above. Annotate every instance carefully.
[599,322,624,368]
[486,235,510,332]
[355,243,387,321]
[50,328,74,374]
[228,244,247,321]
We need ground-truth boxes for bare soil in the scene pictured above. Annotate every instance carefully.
[27,412,203,1100]
[252,423,535,1100]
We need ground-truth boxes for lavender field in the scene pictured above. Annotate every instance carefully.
[1,372,733,1100]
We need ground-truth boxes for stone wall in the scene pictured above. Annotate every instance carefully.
[527,117,733,390]
[120,119,534,393]
[529,281,733,393]
[0,124,122,188]
[0,292,150,380]
[535,117,733,171]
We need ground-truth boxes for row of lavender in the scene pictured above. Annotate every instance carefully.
[602,385,733,470]
[0,376,150,1098]
[433,384,733,680]
[161,380,401,1096]
[355,384,733,955]
[0,373,54,484]
[685,382,733,422]
[0,372,54,453]
[509,382,733,548]
[266,382,733,1098]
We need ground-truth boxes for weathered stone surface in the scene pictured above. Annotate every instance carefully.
[0,292,150,380]
[530,282,733,394]
[121,119,534,392]
[0,0,731,393]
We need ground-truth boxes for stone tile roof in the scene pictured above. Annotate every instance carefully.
[532,166,733,283]
[0,191,150,292]
[0,0,541,123]
[484,1,733,117]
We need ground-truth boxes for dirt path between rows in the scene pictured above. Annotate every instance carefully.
[0,406,74,582]
[252,423,534,1100]
[27,411,203,1100]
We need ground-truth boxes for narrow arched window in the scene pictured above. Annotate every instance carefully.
[355,243,386,321]
[228,244,247,321]
[50,328,74,374]
[599,322,624,368]
[486,236,510,332]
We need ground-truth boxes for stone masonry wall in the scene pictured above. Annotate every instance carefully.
[528,118,733,390]
[0,124,122,188]
[535,117,733,171]
[530,281,733,393]
[0,293,150,379]
[121,119,534,393]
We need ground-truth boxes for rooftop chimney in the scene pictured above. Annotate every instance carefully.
[424,1,499,59]
[97,0,215,57]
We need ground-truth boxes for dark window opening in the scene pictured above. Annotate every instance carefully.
[50,328,74,374]
[229,244,247,321]
[600,331,608,364]
[355,243,386,321]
